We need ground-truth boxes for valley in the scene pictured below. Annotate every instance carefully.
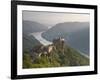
[23,21,90,68]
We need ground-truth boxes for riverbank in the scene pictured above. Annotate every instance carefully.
[29,31,52,46]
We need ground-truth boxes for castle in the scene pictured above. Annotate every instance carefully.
[53,37,65,50]
[31,37,65,58]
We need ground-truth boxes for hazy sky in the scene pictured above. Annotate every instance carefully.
[23,11,90,27]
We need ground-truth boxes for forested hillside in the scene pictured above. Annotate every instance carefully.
[23,37,89,68]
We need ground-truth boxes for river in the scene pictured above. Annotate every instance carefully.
[29,31,52,46]
[29,31,89,58]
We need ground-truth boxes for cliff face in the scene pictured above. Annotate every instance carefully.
[23,38,89,68]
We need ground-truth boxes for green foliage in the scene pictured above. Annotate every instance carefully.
[23,43,89,68]
[23,53,33,68]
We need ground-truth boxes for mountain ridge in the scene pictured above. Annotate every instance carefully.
[23,20,48,34]
[42,22,89,55]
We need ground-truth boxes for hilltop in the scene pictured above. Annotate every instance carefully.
[23,37,89,68]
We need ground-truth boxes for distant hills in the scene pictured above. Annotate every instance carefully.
[67,27,89,55]
[23,20,48,34]
[42,22,89,41]
[23,34,41,52]
[23,20,48,51]
[42,22,89,54]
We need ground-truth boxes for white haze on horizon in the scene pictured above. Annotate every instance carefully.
[22,11,90,28]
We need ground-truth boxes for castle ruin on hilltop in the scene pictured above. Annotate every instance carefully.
[31,37,65,59]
